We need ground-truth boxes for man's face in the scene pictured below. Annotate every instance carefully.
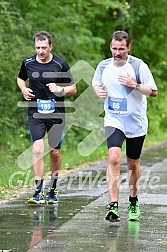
[35,38,52,62]
[110,39,130,66]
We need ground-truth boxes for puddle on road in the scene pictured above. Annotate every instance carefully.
[0,196,94,252]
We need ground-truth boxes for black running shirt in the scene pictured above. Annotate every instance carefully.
[18,54,74,114]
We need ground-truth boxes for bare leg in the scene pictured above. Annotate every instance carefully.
[107,147,122,202]
[127,157,140,197]
[32,139,45,180]
[47,148,61,202]
[49,148,61,177]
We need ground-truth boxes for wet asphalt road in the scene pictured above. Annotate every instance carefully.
[1,144,167,252]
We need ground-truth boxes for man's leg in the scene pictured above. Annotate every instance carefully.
[46,149,61,204]
[50,148,61,187]
[28,139,45,204]
[127,157,140,198]
[127,157,141,220]
[106,147,122,222]
[32,139,45,180]
[50,148,61,177]
[107,147,122,202]
[46,123,64,204]
[126,135,145,220]
[105,127,125,222]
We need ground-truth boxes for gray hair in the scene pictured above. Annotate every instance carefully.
[33,31,52,45]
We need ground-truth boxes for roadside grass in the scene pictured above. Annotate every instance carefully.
[0,131,167,202]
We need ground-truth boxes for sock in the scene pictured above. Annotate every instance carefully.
[35,179,43,192]
[50,176,58,191]
[110,201,118,207]
[129,196,138,203]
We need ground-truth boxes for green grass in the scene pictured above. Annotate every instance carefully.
[1,131,167,202]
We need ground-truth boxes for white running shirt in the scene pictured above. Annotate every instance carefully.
[92,55,157,138]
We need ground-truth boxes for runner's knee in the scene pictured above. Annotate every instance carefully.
[108,149,121,166]
[50,149,61,159]
[127,158,139,170]
[32,140,44,156]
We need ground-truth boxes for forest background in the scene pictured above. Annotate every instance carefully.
[0,0,167,200]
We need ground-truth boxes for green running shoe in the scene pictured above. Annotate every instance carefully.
[128,200,140,221]
[105,202,120,222]
[28,191,45,204]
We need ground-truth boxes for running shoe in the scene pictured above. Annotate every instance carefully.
[128,200,140,221]
[105,202,120,222]
[28,191,45,204]
[46,188,58,204]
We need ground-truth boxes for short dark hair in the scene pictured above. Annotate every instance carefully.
[33,31,52,45]
[112,31,130,47]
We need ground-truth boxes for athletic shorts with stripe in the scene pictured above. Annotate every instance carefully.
[28,114,64,149]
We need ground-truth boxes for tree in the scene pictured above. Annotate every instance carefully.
[0,1,32,144]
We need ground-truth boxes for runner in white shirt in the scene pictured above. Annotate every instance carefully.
[92,30,158,222]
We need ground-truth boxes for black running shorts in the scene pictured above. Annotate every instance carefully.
[28,114,65,149]
[105,127,146,160]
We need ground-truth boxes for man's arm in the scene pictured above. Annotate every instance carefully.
[118,73,158,97]
[46,83,77,96]
[93,85,108,100]
[150,90,158,97]
[134,84,158,97]
[63,83,77,96]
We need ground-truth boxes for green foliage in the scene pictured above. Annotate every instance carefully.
[0,0,167,200]
[0,1,32,144]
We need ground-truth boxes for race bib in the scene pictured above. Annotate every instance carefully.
[108,97,127,114]
[37,99,55,113]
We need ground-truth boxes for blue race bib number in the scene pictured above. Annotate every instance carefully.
[37,99,55,113]
[108,97,127,114]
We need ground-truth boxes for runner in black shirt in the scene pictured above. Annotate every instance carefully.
[17,31,76,204]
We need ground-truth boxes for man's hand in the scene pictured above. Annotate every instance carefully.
[93,85,108,100]
[22,87,35,100]
[118,73,136,89]
[46,83,62,93]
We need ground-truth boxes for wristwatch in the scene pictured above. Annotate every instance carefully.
[135,83,141,91]
[59,87,64,94]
